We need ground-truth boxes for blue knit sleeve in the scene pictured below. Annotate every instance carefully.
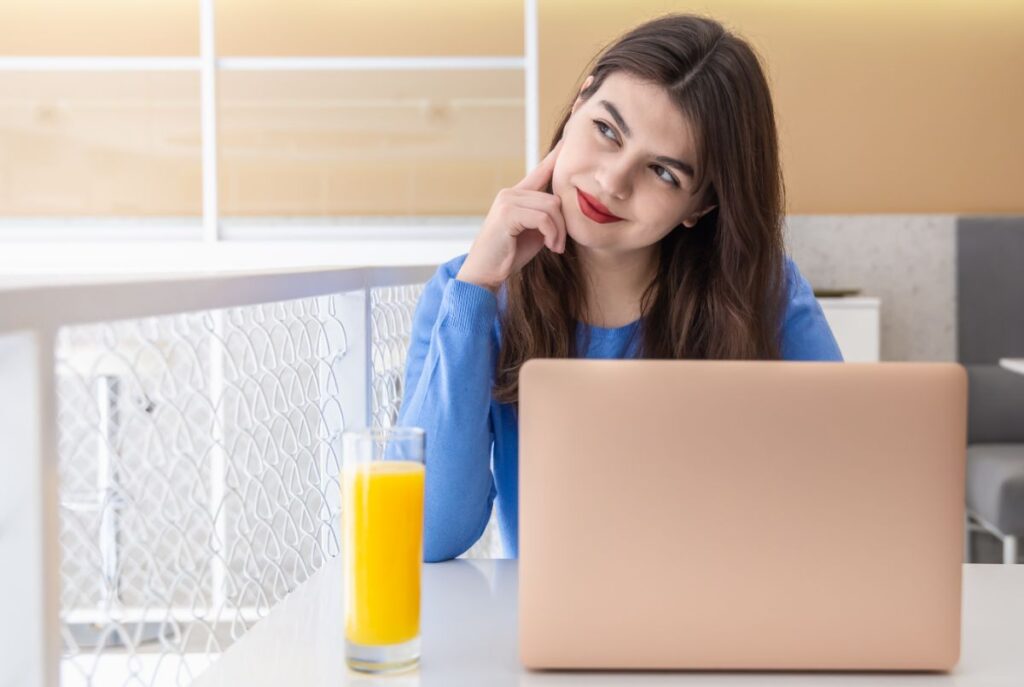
[397,253,499,562]
[780,256,845,361]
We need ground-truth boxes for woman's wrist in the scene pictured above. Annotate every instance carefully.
[455,267,501,295]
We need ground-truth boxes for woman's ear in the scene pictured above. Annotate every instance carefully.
[681,204,718,228]
[571,75,596,116]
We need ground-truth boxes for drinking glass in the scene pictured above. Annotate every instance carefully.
[341,426,426,674]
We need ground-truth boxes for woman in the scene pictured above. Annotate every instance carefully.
[398,13,842,562]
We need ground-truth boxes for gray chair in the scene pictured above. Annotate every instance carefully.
[964,365,1024,563]
[958,218,1024,564]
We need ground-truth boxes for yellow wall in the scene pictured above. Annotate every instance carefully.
[2,1,1022,216]
[540,0,1024,214]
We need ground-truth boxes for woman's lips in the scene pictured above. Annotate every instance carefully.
[576,188,623,224]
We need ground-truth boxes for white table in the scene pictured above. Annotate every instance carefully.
[194,559,1024,686]
[999,358,1024,376]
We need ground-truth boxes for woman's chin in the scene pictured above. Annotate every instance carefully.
[565,218,620,249]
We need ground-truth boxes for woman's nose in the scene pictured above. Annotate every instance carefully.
[594,159,632,200]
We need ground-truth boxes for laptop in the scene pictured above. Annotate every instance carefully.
[518,360,966,671]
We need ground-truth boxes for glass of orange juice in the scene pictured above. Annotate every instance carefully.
[341,426,425,674]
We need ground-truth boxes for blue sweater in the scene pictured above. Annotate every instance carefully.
[397,253,844,562]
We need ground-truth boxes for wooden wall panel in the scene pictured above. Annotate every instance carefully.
[216,0,522,57]
[3,1,1021,216]
[0,72,201,216]
[0,0,198,56]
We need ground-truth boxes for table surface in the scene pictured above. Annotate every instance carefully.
[192,559,1024,687]
[999,358,1024,376]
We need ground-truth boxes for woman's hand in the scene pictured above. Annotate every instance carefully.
[456,139,566,293]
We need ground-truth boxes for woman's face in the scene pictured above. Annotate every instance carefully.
[552,71,715,254]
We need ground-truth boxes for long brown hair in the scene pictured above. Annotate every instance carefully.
[494,13,787,407]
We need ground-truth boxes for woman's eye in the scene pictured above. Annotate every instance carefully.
[593,120,618,143]
[652,164,679,187]
[592,120,678,188]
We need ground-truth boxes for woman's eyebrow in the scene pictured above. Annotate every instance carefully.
[600,100,633,137]
[654,155,695,178]
[600,99,696,178]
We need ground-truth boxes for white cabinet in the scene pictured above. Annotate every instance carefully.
[817,297,881,362]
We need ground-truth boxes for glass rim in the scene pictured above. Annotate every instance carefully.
[342,426,425,441]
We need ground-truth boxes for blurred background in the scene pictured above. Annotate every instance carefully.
[2,2,1024,685]
[2,0,1022,221]
[2,0,1023,360]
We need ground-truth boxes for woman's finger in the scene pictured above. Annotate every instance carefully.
[505,190,566,250]
[507,207,562,253]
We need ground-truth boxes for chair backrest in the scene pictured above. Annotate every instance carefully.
[957,217,1024,364]
[965,364,1024,444]
[957,218,1024,444]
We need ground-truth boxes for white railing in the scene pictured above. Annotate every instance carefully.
[0,263,501,687]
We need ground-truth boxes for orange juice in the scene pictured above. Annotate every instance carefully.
[342,460,425,646]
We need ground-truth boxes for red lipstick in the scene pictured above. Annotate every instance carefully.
[576,188,623,224]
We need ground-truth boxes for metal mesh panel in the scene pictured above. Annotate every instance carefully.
[56,290,361,684]
[55,280,500,685]
[370,285,419,431]
[369,284,501,558]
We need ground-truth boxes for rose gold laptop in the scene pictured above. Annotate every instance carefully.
[518,360,967,671]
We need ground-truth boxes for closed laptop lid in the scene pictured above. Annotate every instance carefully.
[518,360,966,671]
